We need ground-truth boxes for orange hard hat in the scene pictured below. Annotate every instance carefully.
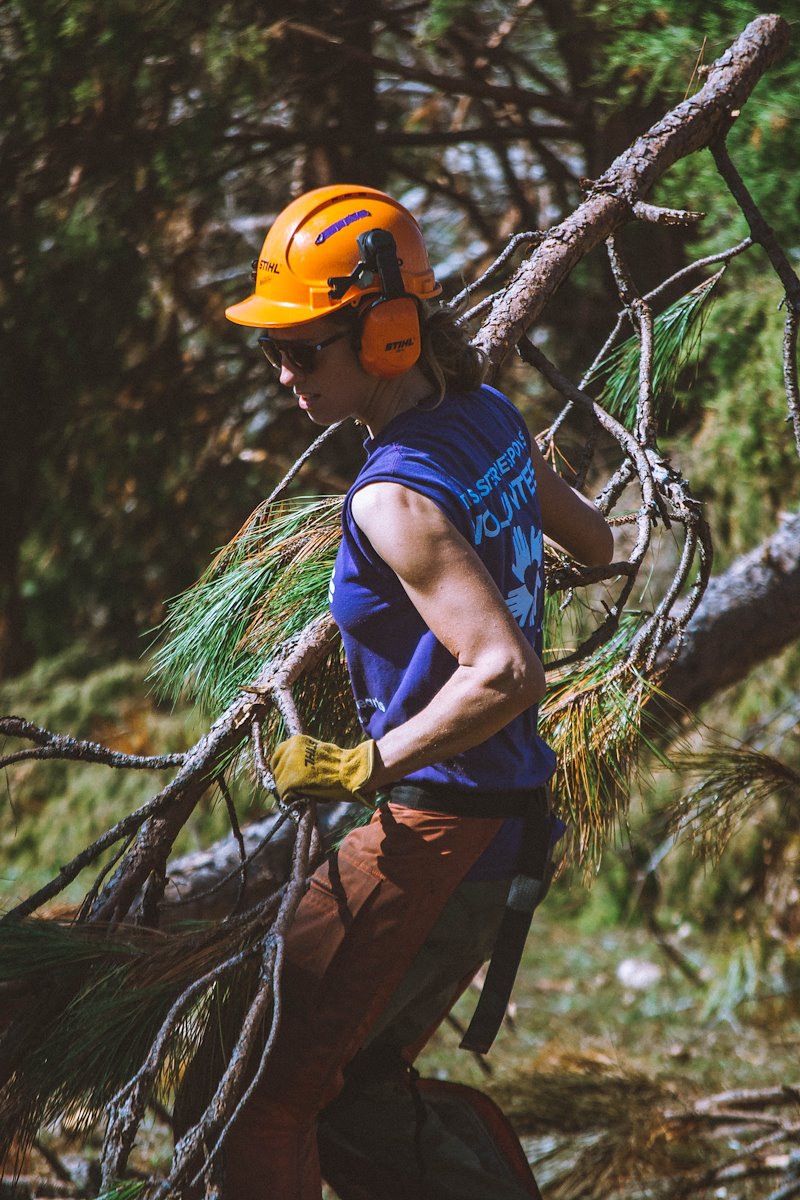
[225,184,442,329]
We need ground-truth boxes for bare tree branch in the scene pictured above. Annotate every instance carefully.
[0,717,184,772]
[474,14,790,371]
[88,614,337,927]
[276,19,581,121]
[710,136,800,313]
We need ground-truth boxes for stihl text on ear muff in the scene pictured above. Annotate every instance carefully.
[329,228,421,379]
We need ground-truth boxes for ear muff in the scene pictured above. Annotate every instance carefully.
[357,296,421,378]
[345,228,423,379]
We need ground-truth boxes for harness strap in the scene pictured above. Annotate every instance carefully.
[382,782,553,1055]
[460,798,553,1053]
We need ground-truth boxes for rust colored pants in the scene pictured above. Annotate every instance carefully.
[222,802,503,1200]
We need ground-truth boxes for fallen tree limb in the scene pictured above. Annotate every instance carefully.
[475,12,790,371]
[659,508,800,711]
[159,801,356,925]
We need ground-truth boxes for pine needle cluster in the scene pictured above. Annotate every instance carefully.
[152,495,344,714]
[540,613,667,867]
[672,743,800,861]
[591,271,723,429]
[0,915,269,1173]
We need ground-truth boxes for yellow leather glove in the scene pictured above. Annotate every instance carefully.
[270,735,377,806]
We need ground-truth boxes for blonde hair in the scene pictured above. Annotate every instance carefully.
[337,299,486,402]
[419,305,486,403]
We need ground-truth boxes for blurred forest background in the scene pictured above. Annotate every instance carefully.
[1,0,799,1195]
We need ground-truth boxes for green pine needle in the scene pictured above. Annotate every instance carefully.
[540,613,666,868]
[150,495,344,713]
[0,917,267,1161]
[672,744,799,860]
[96,1184,150,1200]
[591,270,724,428]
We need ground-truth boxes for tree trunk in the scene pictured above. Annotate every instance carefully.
[658,508,800,712]
[160,802,356,925]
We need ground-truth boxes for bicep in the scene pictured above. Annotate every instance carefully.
[350,482,535,670]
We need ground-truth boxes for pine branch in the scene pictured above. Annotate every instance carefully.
[710,137,800,314]
[544,237,753,445]
[0,717,184,772]
[474,14,790,371]
[89,613,337,928]
[3,17,798,1198]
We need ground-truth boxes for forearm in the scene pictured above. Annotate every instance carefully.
[371,657,544,788]
[532,443,614,566]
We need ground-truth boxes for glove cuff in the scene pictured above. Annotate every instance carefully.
[340,740,377,806]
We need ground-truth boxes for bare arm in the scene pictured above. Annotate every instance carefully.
[350,481,546,788]
[529,440,614,566]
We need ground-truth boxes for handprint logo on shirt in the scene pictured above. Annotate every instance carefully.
[506,523,542,629]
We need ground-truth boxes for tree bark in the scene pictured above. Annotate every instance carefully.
[476,13,791,373]
[160,802,355,925]
[658,508,800,712]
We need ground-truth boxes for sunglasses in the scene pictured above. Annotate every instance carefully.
[257,330,349,374]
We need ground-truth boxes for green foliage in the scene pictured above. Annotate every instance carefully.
[540,613,668,869]
[96,1185,148,1200]
[598,1,800,256]
[152,495,343,713]
[622,634,800,938]
[673,743,799,862]
[591,270,723,430]
[0,914,267,1163]
[0,0,295,666]
[592,0,708,107]
[0,648,255,906]
[675,280,800,563]
[699,939,763,1025]
[420,0,484,40]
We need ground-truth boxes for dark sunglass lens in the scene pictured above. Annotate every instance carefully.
[259,338,317,373]
[287,346,312,372]
[258,339,285,370]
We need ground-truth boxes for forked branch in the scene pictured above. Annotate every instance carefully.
[0,15,796,1196]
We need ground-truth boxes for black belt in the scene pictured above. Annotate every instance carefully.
[384,781,545,820]
[383,781,554,1054]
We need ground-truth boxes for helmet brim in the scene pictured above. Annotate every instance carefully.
[224,293,333,328]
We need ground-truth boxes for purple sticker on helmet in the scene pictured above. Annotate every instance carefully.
[315,209,371,245]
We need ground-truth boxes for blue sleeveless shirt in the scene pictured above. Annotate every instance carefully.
[329,385,556,796]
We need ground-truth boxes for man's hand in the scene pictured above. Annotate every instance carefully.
[270,735,377,806]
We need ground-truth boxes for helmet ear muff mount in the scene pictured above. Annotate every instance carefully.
[330,229,421,380]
